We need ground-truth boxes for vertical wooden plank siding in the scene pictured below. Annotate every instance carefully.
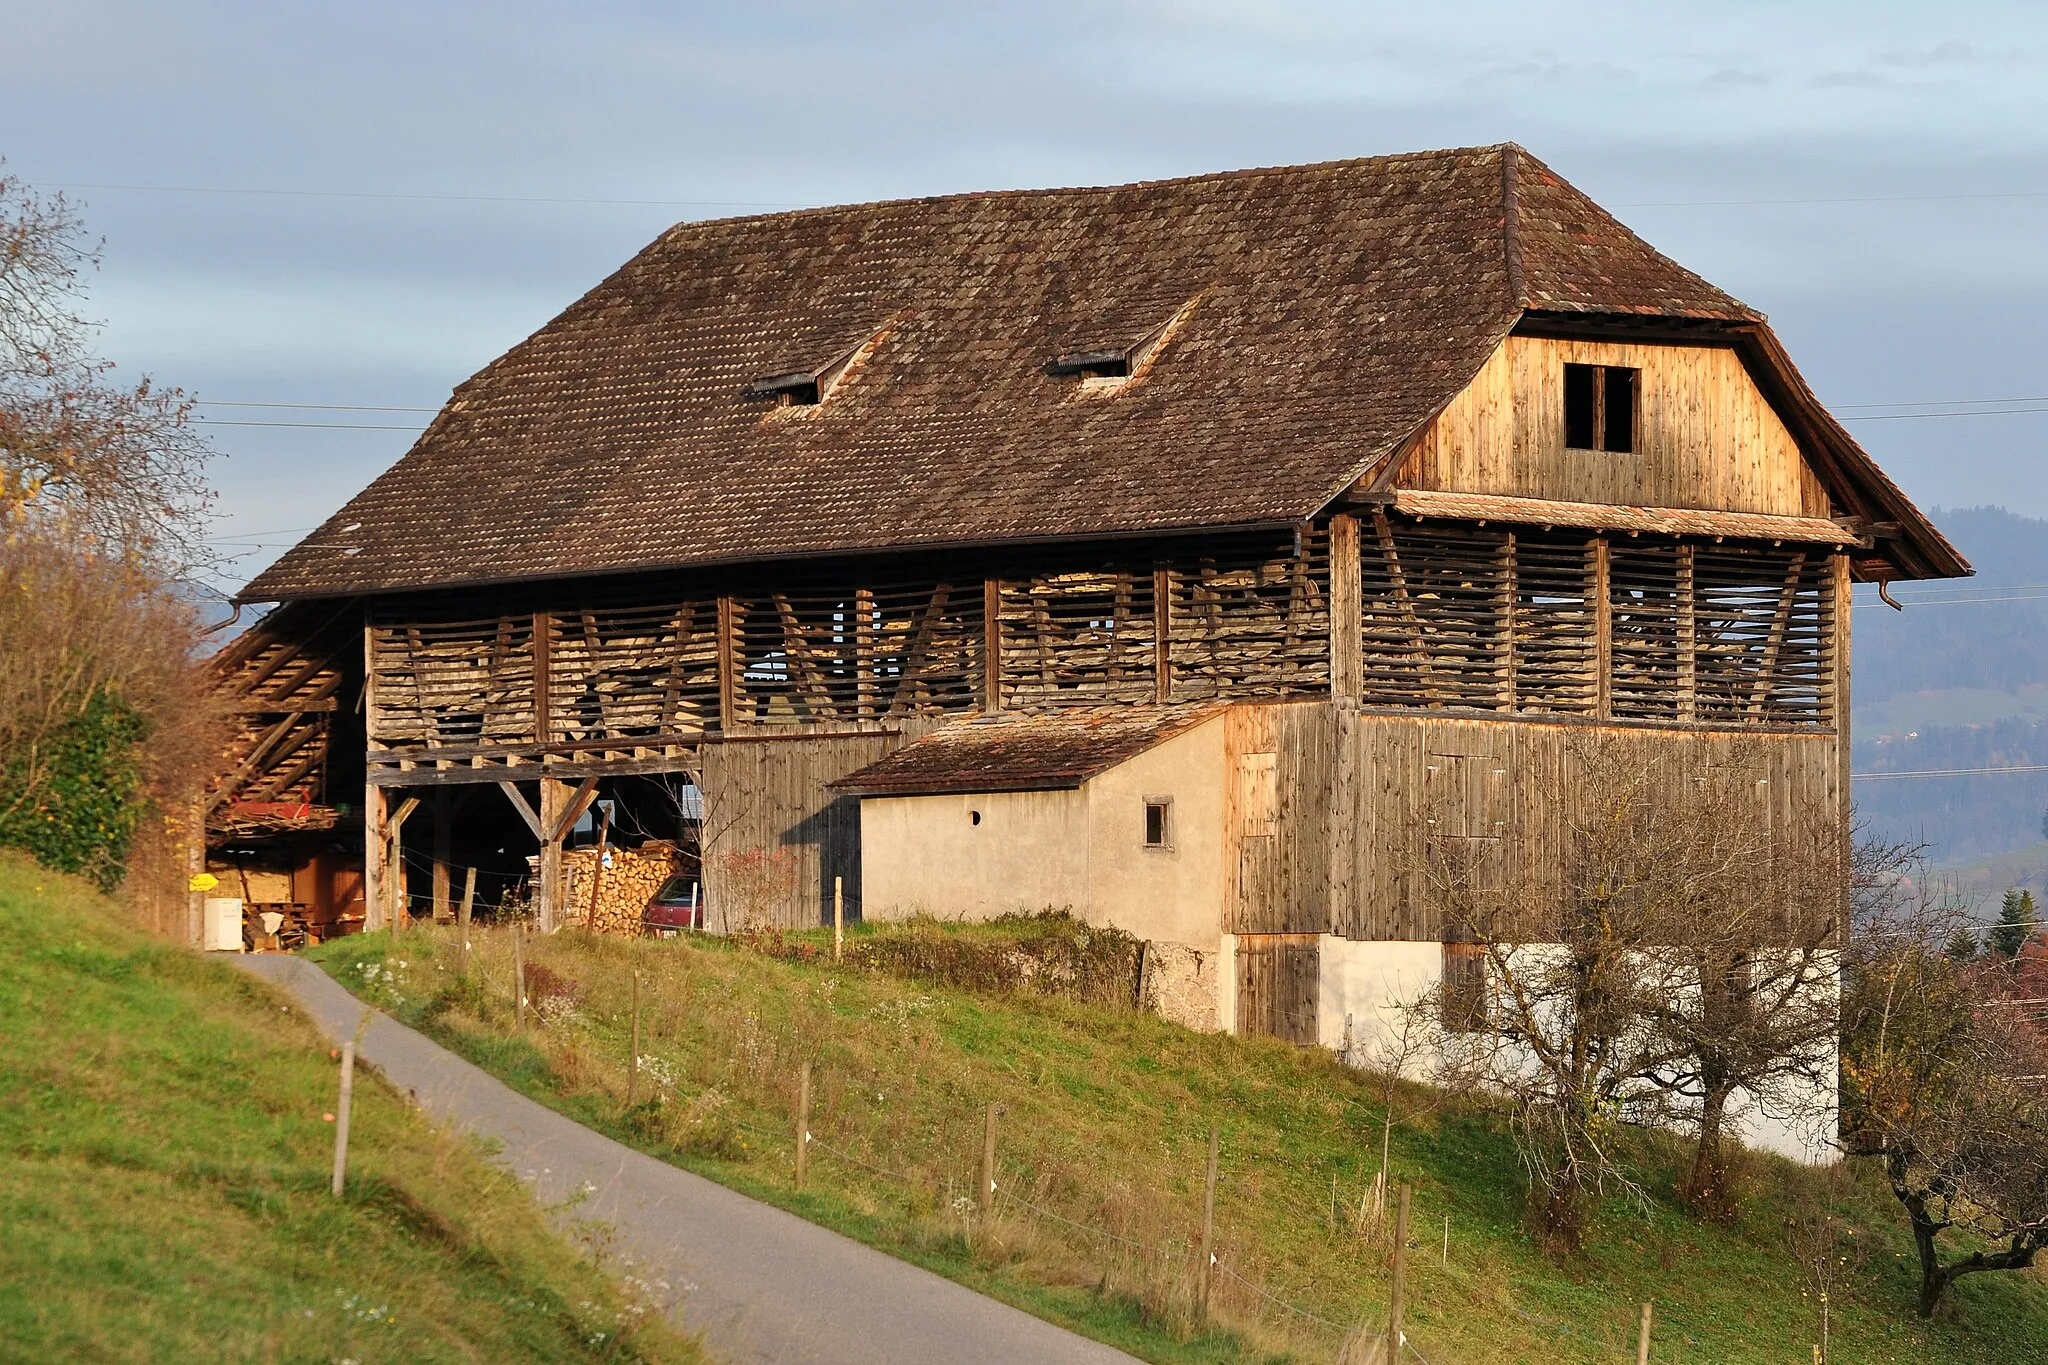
[361,609,386,932]
[531,612,552,744]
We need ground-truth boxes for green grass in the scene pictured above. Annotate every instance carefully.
[313,917,2048,1364]
[0,853,703,1364]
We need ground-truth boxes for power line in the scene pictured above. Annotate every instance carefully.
[1616,188,2048,209]
[1836,396,2048,410]
[195,417,423,431]
[1852,764,2048,782]
[1840,407,2048,422]
[195,399,438,414]
[44,180,807,211]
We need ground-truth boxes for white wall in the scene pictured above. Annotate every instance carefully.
[1315,936,1841,1165]
[859,715,1229,948]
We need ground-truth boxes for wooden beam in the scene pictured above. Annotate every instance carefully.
[1153,566,1173,703]
[537,777,567,932]
[364,782,389,933]
[716,594,738,730]
[1748,554,1808,718]
[982,578,1003,713]
[547,775,601,845]
[497,781,544,839]
[531,611,553,745]
[1592,537,1612,720]
[1676,545,1697,723]
[1328,514,1362,701]
[432,789,452,922]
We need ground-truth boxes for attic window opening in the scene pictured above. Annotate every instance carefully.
[1563,363,1637,453]
[1046,350,1131,381]
[747,372,823,407]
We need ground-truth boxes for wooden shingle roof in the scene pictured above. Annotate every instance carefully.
[241,143,1958,602]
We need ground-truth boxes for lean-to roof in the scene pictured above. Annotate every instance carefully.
[241,144,1961,603]
[829,704,1227,797]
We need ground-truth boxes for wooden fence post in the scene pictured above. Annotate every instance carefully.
[1442,1213,1450,1269]
[1637,1302,1653,1365]
[834,876,844,963]
[980,1102,998,1223]
[330,1035,356,1198]
[513,922,527,1031]
[627,971,641,1107]
[795,1062,812,1190]
[1387,1184,1411,1359]
[1198,1126,1219,1323]
[458,867,476,978]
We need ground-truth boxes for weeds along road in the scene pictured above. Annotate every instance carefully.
[232,954,1141,1365]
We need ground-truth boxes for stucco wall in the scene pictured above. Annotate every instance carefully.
[1317,936,1840,1165]
[860,716,1228,943]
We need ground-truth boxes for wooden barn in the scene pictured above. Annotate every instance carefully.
[208,145,1963,1112]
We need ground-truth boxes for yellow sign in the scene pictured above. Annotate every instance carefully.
[187,872,220,893]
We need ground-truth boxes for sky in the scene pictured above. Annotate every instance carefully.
[5,1,2048,597]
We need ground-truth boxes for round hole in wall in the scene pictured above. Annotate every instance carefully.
[970,810,982,826]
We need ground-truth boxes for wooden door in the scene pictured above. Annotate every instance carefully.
[1235,933,1320,1044]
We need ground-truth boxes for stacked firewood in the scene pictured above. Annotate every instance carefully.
[560,841,686,936]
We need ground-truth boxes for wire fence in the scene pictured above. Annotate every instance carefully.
[383,924,1711,1364]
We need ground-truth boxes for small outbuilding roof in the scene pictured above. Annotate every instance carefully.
[830,704,1228,797]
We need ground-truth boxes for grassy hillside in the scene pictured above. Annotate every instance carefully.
[311,917,2048,1365]
[0,853,702,1364]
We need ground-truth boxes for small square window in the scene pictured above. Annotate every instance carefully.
[1143,798,1173,848]
[1563,363,1637,453]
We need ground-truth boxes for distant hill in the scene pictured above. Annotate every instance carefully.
[1852,507,2048,875]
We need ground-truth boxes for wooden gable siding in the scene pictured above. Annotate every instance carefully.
[1403,336,1829,518]
[1226,703,1841,942]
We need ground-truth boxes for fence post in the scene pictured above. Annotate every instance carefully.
[513,922,527,1031]
[1637,1302,1653,1365]
[1387,1183,1411,1359]
[980,1101,999,1224]
[330,1035,356,1198]
[458,867,476,977]
[795,1062,812,1190]
[1198,1126,1219,1323]
[627,970,641,1107]
[834,876,844,963]
[1442,1213,1450,1269]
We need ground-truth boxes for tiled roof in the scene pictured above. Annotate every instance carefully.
[241,144,1956,601]
[829,704,1228,796]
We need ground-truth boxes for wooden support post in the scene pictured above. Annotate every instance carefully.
[458,867,476,977]
[794,1062,812,1190]
[1592,537,1612,719]
[431,788,452,922]
[833,876,844,962]
[363,783,389,934]
[1677,544,1697,722]
[587,802,611,930]
[537,776,567,933]
[1328,513,1363,701]
[982,578,1003,713]
[980,1102,999,1223]
[1637,1301,1653,1365]
[1153,566,1174,703]
[1198,1126,1219,1323]
[716,594,738,730]
[628,971,641,1107]
[330,1035,356,1198]
[531,610,553,747]
[1442,1213,1450,1268]
[1388,1183,1411,1358]
[513,922,527,1030]
[388,794,419,936]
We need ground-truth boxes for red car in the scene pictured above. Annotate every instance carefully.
[642,875,705,934]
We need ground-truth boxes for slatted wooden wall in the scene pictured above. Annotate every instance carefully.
[1357,515,1838,728]
[1233,933,1321,1043]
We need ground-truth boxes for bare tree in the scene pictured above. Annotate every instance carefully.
[1421,738,1687,1251]
[1631,755,1844,1220]
[1840,843,2048,1319]
[0,167,218,889]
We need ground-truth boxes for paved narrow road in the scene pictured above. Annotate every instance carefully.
[232,954,1140,1365]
